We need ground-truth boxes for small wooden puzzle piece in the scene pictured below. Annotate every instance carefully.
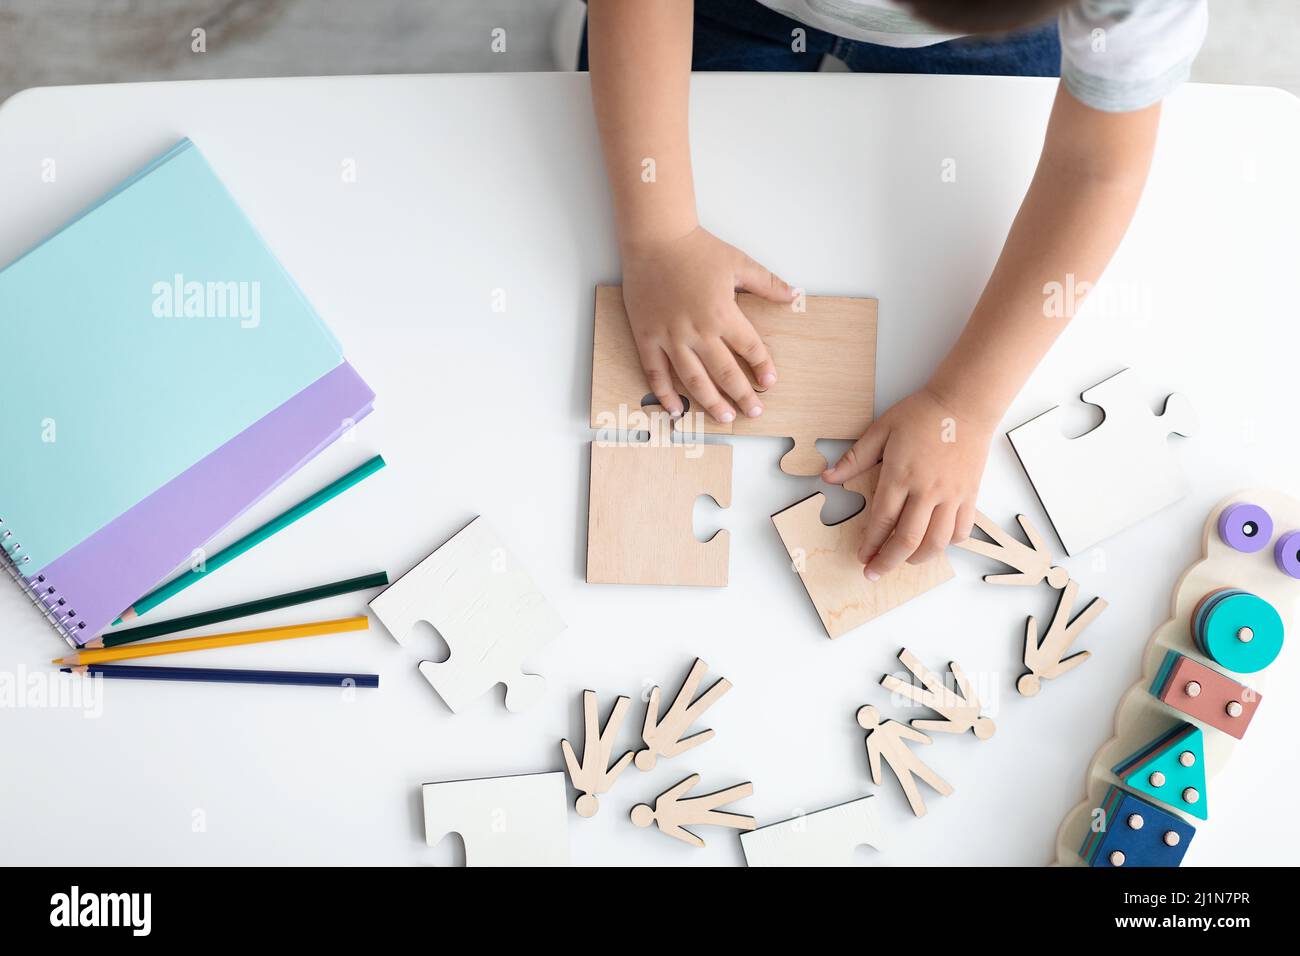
[1150,651,1261,739]
[1113,723,1208,821]
[369,517,565,712]
[1019,579,1106,697]
[629,773,755,847]
[880,648,995,739]
[1007,369,1195,555]
[955,511,1068,588]
[561,689,635,817]
[1079,786,1195,867]
[855,705,952,817]
[1191,587,1284,673]
[741,795,883,867]
[586,407,732,586]
[590,285,877,476]
[422,771,569,866]
[636,657,731,771]
[772,464,954,639]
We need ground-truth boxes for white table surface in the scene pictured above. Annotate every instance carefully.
[1,72,1298,866]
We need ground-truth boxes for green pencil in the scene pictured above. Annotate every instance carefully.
[88,571,388,648]
[116,454,386,623]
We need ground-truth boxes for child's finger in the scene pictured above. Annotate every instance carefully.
[857,473,908,564]
[669,345,736,424]
[724,317,777,389]
[909,500,957,565]
[696,341,763,419]
[635,340,682,416]
[735,254,794,303]
[865,496,933,579]
[824,423,887,484]
[952,501,976,545]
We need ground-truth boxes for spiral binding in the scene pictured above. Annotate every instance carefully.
[0,517,83,647]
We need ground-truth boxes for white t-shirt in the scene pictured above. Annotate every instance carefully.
[756,0,1209,111]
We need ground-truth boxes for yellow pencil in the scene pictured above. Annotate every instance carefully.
[52,615,369,666]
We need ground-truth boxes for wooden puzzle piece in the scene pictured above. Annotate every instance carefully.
[772,464,954,639]
[630,773,755,847]
[1150,651,1261,739]
[636,657,731,771]
[590,285,877,476]
[1078,786,1194,867]
[586,407,732,586]
[1113,723,1208,821]
[855,705,953,817]
[955,511,1068,588]
[369,516,564,712]
[1008,369,1195,555]
[1018,579,1106,697]
[880,648,995,739]
[741,796,883,867]
[561,689,635,818]
[422,771,569,866]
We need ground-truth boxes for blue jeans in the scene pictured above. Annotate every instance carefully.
[578,0,1061,76]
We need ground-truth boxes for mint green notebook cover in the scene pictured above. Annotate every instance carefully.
[0,139,342,571]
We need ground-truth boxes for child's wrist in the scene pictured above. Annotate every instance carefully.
[924,374,1005,432]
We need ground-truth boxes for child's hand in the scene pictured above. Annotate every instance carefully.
[622,226,794,422]
[823,387,994,580]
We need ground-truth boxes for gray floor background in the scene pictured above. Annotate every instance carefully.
[1,0,1296,104]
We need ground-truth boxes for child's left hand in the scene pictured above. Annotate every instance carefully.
[822,386,994,580]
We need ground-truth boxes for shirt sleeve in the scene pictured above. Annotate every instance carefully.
[1059,0,1209,112]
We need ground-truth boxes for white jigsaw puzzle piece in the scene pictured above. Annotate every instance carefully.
[740,795,883,867]
[422,771,570,867]
[1008,369,1195,555]
[369,516,565,712]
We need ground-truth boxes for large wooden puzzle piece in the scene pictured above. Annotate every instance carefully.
[1053,490,1300,866]
[590,285,877,476]
[741,795,883,867]
[771,464,954,639]
[422,771,569,866]
[586,409,732,586]
[1008,369,1195,555]
[369,517,565,712]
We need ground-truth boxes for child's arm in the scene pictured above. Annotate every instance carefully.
[825,86,1161,578]
[588,0,793,424]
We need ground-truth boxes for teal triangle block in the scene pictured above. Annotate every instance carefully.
[1115,724,1209,821]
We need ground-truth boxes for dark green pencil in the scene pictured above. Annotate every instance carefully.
[83,571,389,649]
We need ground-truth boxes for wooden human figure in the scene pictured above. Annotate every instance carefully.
[1019,579,1107,697]
[629,773,755,847]
[561,690,635,817]
[956,512,1069,589]
[880,649,995,740]
[636,658,732,771]
[855,705,953,817]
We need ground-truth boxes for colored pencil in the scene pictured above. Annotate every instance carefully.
[116,454,386,623]
[63,664,379,689]
[87,571,388,648]
[53,615,369,666]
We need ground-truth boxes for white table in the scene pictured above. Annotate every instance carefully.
[1,73,1298,866]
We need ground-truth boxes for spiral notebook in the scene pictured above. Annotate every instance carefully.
[0,139,374,644]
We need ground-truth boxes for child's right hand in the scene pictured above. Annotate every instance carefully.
[621,226,794,423]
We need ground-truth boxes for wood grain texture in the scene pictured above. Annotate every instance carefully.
[590,285,877,476]
[629,773,755,848]
[855,705,952,818]
[636,657,732,771]
[880,648,995,739]
[1019,578,1107,697]
[560,689,635,818]
[771,464,954,638]
[955,511,1069,588]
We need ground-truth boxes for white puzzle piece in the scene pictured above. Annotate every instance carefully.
[740,796,883,867]
[369,516,565,712]
[422,771,570,867]
[1008,369,1195,555]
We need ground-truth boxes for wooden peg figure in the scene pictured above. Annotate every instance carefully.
[636,657,732,771]
[880,648,995,740]
[629,773,755,847]
[955,512,1069,589]
[560,689,635,817]
[1019,578,1107,697]
[856,704,953,817]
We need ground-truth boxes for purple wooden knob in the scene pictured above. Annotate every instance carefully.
[1218,503,1273,553]
[1275,530,1300,579]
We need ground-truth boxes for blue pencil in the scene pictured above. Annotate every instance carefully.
[62,663,379,688]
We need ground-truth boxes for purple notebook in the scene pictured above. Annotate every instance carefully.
[21,362,374,645]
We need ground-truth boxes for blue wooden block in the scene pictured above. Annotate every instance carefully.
[1079,786,1195,867]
